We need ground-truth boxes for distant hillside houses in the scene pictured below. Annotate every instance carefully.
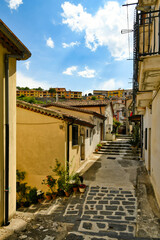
[89,89,133,100]
[16,87,82,99]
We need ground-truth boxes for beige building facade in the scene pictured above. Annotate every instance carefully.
[16,101,104,192]
[0,20,31,226]
[133,0,160,207]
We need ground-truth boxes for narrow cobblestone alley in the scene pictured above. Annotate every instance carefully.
[2,136,160,240]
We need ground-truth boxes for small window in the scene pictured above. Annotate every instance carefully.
[145,128,147,150]
[86,129,88,138]
[72,125,78,146]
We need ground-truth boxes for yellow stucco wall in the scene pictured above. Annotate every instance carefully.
[0,44,17,225]
[17,107,66,192]
[150,90,160,207]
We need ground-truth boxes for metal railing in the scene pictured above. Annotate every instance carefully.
[137,9,160,56]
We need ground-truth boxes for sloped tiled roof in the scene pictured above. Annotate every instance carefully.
[17,100,95,128]
[0,19,31,60]
[43,102,106,120]
[59,100,109,107]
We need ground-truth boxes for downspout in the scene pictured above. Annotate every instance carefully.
[4,54,23,226]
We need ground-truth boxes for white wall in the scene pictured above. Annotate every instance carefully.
[143,107,152,168]
[150,90,160,207]
[104,104,113,133]
[85,118,103,159]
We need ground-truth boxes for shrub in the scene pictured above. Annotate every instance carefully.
[28,187,38,204]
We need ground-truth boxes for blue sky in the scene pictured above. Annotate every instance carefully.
[0,0,136,94]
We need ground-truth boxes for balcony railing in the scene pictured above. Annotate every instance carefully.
[137,9,160,56]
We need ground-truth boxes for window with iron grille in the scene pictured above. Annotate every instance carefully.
[72,125,78,146]
[145,128,147,150]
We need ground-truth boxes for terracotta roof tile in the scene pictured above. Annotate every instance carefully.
[43,102,106,120]
[17,100,95,128]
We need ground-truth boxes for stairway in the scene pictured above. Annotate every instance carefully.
[97,136,140,161]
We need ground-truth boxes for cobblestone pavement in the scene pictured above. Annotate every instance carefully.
[66,186,137,240]
[3,138,160,240]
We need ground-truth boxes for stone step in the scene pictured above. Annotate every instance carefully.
[100,151,135,155]
[66,225,136,239]
[105,143,131,146]
[66,232,156,240]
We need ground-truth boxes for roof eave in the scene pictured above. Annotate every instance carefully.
[0,19,31,60]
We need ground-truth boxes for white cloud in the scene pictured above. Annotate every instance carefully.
[46,37,54,48]
[78,67,95,78]
[24,61,30,70]
[17,72,50,90]
[62,41,80,48]
[61,1,136,60]
[98,78,124,90]
[7,0,23,10]
[63,66,77,75]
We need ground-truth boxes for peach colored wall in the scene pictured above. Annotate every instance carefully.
[17,107,66,192]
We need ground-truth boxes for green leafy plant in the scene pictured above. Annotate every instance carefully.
[129,124,140,148]
[16,170,30,206]
[28,187,38,204]
[113,118,121,134]
[37,190,44,199]
[97,143,102,148]
[46,192,52,196]
[70,173,80,187]
[52,160,71,193]
[42,175,56,193]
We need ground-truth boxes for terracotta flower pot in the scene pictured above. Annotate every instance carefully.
[65,191,70,197]
[73,187,78,193]
[52,193,57,200]
[46,195,52,201]
[38,198,43,203]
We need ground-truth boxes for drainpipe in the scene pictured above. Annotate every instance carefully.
[4,54,23,226]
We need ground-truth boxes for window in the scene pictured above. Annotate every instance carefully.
[72,125,78,146]
[145,128,147,150]
[86,129,88,138]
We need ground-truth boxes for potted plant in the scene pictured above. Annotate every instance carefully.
[79,184,86,193]
[95,147,99,153]
[97,143,102,150]
[70,173,80,192]
[46,192,52,201]
[42,175,57,199]
[37,190,44,203]
[16,170,31,208]
[63,182,72,197]
[28,187,38,204]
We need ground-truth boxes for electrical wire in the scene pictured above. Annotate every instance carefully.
[126,0,131,59]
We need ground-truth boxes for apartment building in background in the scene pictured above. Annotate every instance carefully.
[16,88,82,99]
[93,89,133,98]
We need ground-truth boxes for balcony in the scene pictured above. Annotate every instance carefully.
[136,91,152,108]
[134,9,160,91]
[138,0,157,7]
